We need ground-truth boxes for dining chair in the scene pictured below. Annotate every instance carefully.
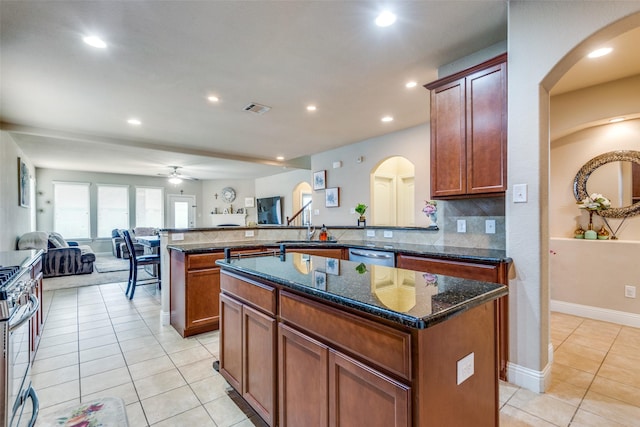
[121,229,161,299]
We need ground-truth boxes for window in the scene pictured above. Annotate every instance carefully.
[97,185,129,238]
[136,187,164,228]
[53,182,90,239]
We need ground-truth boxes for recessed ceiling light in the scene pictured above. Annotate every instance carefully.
[83,35,107,49]
[375,11,396,27]
[276,156,285,161]
[127,118,141,126]
[587,47,612,58]
[609,117,625,123]
[306,105,317,111]
[207,95,219,103]
[381,116,393,123]
[405,81,417,88]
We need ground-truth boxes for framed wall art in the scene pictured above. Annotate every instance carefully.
[313,170,326,190]
[18,157,30,208]
[325,187,339,208]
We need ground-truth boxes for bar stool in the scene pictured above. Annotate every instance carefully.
[121,229,161,299]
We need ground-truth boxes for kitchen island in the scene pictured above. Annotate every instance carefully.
[216,252,508,427]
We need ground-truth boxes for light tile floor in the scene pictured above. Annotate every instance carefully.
[32,283,640,426]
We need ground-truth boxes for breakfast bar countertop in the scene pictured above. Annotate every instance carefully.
[167,240,511,264]
[216,253,508,329]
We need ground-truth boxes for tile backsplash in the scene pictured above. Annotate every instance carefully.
[441,197,506,250]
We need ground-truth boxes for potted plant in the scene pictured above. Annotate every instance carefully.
[355,203,368,222]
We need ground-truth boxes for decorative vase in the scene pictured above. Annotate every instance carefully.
[597,226,610,240]
[574,226,585,239]
[584,211,597,240]
[428,212,437,227]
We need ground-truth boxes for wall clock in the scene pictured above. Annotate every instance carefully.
[221,187,236,203]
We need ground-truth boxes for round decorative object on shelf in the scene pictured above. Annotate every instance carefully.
[221,187,236,203]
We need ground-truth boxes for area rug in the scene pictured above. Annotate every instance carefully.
[43,254,153,291]
[94,256,129,273]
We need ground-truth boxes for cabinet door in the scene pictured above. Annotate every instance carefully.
[220,293,243,391]
[243,304,277,426]
[186,268,220,332]
[430,77,466,197]
[466,61,507,194]
[279,324,329,427]
[329,351,410,427]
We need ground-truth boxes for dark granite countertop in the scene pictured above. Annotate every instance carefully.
[216,253,508,329]
[0,249,43,269]
[167,240,511,264]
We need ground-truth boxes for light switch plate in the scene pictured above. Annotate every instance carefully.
[383,230,393,238]
[245,230,254,237]
[366,230,375,237]
[314,209,320,215]
[513,184,528,203]
[457,352,474,385]
[457,219,466,233]
[172,233,184,241]
[485,220,496,234]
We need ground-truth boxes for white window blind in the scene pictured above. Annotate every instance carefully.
[136,187,164,228]
[53,182,90,239]
[97,185,129,238]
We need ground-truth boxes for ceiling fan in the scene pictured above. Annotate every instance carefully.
[159,166,198,184]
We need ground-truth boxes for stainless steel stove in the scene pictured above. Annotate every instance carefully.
[1,265,39,427]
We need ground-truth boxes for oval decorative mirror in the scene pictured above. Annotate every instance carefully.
[573,150,640,218]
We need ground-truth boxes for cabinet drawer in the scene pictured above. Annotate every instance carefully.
[187,252,224,270]
[279,291,411,381]
[220,271,276,316]
[396,254,499,283]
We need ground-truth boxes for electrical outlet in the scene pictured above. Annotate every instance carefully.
[457,219,466,233]
[171,233,184,241]
[245,230,254,237]
[383,230,393,238]
[457,352,474,385]
[485,220,496,234]
[366,230,375,237]
[625,285,636,298]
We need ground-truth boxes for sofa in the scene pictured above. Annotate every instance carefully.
[111,228,156,259]
[18,231,96,278]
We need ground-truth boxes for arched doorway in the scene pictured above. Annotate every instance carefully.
[371,156,415,226]
[291,181,312,226]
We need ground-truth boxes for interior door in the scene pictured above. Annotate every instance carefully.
[397,175,415,227]
[373,175,396,226]
[167,194,196,228]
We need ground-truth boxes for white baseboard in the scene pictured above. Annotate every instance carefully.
[550,300,640,328]
[161,310,170,326]
[507,361,552,393]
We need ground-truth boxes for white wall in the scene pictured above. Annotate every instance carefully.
[551,119,640,240]
[201,179,256,225]
[0,131,36,251]
[254,169,312,224]
[36,168,202,252]
[508,1,640,392]
[310,124,431,227]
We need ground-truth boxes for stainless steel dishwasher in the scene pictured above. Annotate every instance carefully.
[347,248,395,267]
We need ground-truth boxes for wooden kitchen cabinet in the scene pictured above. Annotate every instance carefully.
[170,248,265,337]
[220,272,277,426]
[425,53,507,199]
[278,322,409,427]
[396,253,510,381]
[170,251,223,337]
[30,255,43,361]
[286,247,345,259]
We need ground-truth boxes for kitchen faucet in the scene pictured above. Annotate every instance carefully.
[307,223,316,240]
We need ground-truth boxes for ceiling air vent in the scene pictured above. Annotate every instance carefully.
[243,102,271,115]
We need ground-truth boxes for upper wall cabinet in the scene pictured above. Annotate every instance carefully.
[424,53,507,199]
